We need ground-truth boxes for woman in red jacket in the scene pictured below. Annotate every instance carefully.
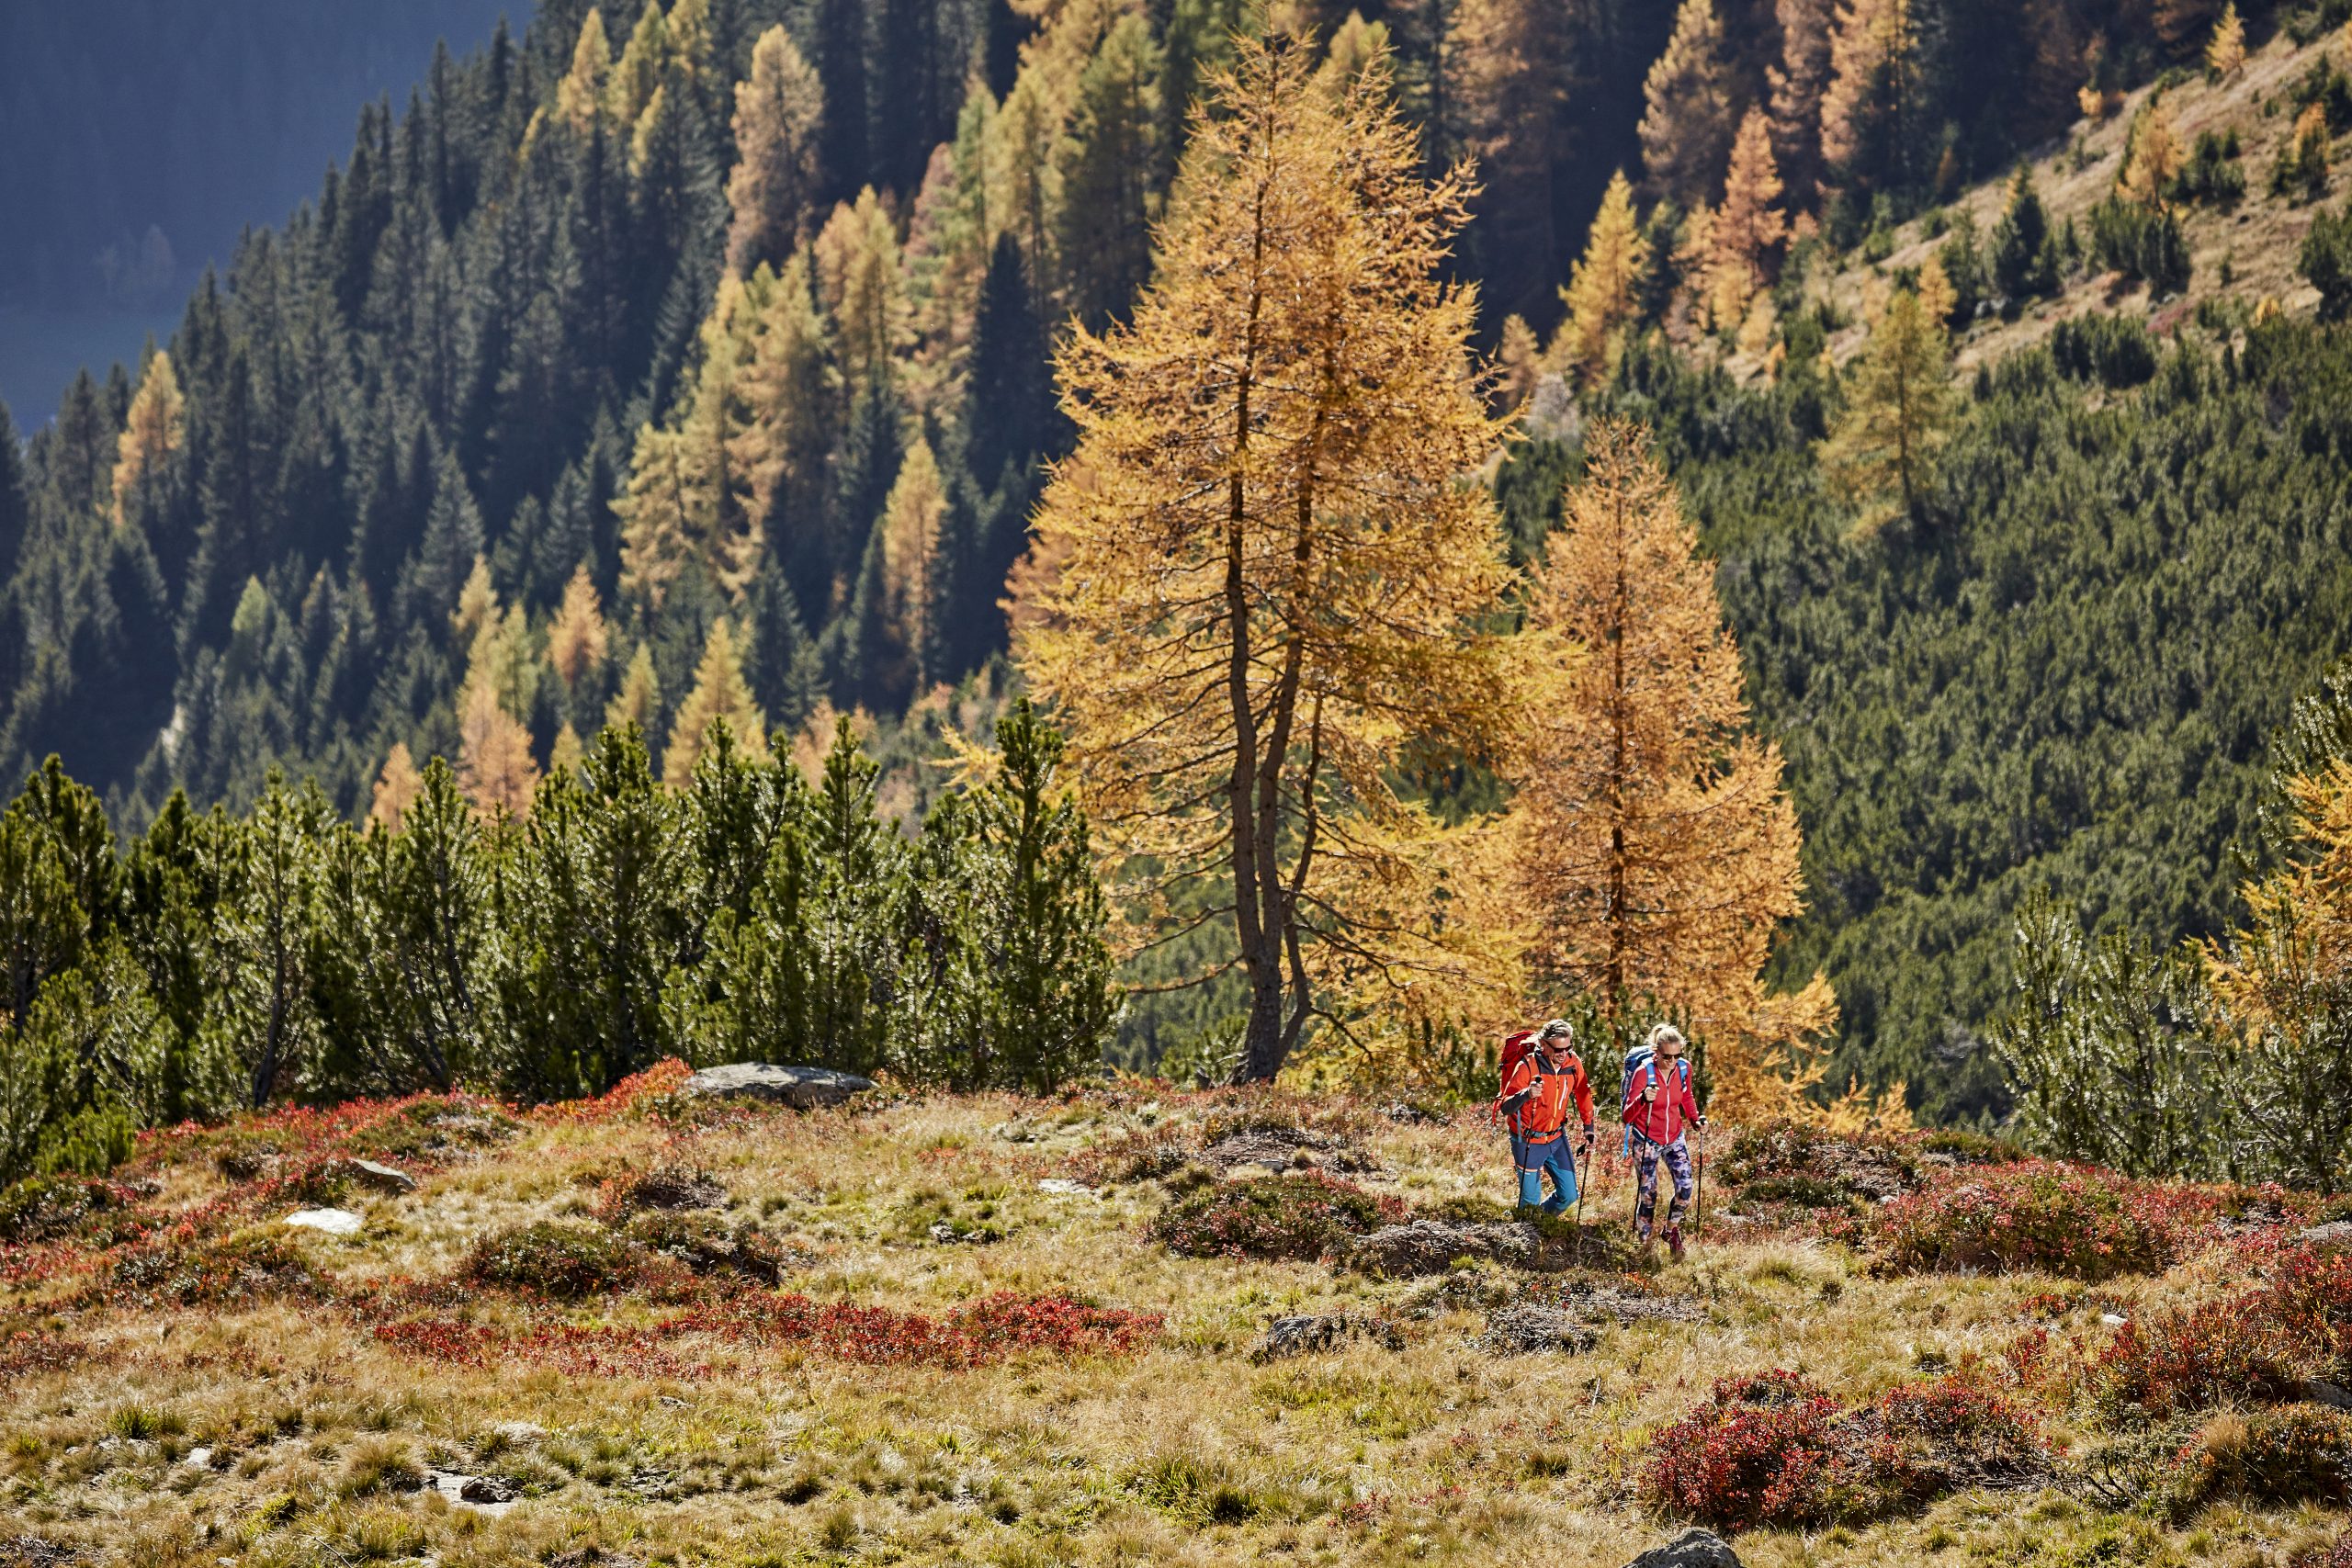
[1622,1024,1704,1259]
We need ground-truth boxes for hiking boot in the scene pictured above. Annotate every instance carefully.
[1666,1224,1686,1262]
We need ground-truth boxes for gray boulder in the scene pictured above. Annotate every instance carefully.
[1345,1218,1536,1277]
[1480,1304,1598,1356]
[1251,1312,1400,1362]
[1625,1529,1742,1568]
[679,1063,875,1109]
[2297,1221,2352,1253]
[345,1158,416,1194]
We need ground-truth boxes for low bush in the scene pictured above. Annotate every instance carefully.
[2092,1248,2352,1421]
[1854,1161,2245,1280]
[1643,1371,2047,1532]
[2295,1529,2352,1568]
[0,1174,136,1246]
[1643,1371,1855,1530]
[463,1221,642,1299]
[2165,1406,2352,1516]
[110,1233,322,1307]
[1720,1122,1917,1206]
[623,1210,799,1284]
[618,1164,725,1212]
[1150,1172,1402,1262]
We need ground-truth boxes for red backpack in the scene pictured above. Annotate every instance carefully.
[1491,1030,1543,1124]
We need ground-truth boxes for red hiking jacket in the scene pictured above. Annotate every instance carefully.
[1622,1055,1700,1145]
[1498,1051,1594,1142]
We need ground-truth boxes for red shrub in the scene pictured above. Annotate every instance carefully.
[1643,1371,2049,1532]
[1643,1371,1851,1530]
[1859,1162,2250,1280]
[2092,1247,2352,1421]
[535,1060,695,1124]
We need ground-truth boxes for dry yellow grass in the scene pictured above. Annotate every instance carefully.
[0,1089,2340,1567]
[1724,28,2347,388]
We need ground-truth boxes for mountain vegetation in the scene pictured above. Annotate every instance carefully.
[0,0,2349,1126]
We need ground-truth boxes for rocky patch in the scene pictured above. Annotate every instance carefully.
[679,1064,875,1108]
[1480,1304,1599,1356]
[1250,1312,1402,1362]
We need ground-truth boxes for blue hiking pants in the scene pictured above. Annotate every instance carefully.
[1512,1133,1580,1213]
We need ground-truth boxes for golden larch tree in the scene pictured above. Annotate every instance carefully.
[813,189,910,402]
[2206,3,2247,75]
[614,274,764,607]
[724,26,825,276]
[2120,92,2184,209]
[1495,315,1544,412]
[368,742,425,831]
[548,722,587,780]
[1821,281,1953,532]
[875,434,947,694]
[1638,0,1737,208]
[1769,0,1835,209]
[555,9,612,132]
[1508,420,1835,1122]
[111,349,184,527]
[547,565,609,691]
[1551,171,1653,389]
[662,619,771,786]
[605,0,671,127]
[728,253,838,543]
[456,622,540,820]
[1705,107,1788,332]
[1819,0,1913,181]
[605,642,661,736]
[1014,32,1520,1083]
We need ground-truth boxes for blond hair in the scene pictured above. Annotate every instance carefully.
[1646,1023,1686,1053]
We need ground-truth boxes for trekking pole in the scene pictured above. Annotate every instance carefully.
[1692,1122,1706,1240]
[1571,1137,1589,1268]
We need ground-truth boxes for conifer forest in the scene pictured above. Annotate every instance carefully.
[3,0,2351,1170]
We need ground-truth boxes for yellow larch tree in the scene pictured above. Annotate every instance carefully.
[605,0,671,127]
[455,621,540,820]
[547,565,610,692]
[723,25,825,276]
[605,642,661,737]
[368,742,425,831]
[1507,420,1836,1123]
[727,253,838,546]
[813,189,910,403]
[1495,315,1544,412]
[1638,0,1737,208]
[2206,2,2246,75]
[555,9,612,132]
[111,349,184,527]
[614,273,765,608]
[1550,171,1653,389]
[1013,34,1521,1084]
[2120,92,2185,209]
[451,555,497,648]
[662,619,771,786]
[1822,281,1954,532]
[2203,760,2352,1190]
[874,434,947,694]
[1705,107,1789,332]
[1819,0,1914,183]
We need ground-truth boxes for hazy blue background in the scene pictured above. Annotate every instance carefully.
[0,0,515,424]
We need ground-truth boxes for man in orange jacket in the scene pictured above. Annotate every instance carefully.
[1493,1019,1595,1213]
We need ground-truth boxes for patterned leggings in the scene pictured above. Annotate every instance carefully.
[1633,1136,1694,1236]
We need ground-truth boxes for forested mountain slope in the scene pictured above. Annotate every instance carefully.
[3,0,2351,1114]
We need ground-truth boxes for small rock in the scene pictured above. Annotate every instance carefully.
[678,1063,876,1109]
[1036,1179,1098,1199]
[2303,1378,2352,1411]
[1480,1304,1599,1356]
[1624,1528,1742,1568]
[428,1470,515,1514]
[181,1447,211,1469]
[2297,1221,2352,1253]
[1251,1312,1401,1362]
[1381,1102,1440,1125]
[283,1208,362,1236]
[1345,1219,1537,1277]
[2100,1313,2130,1327]
[345,1158,416,1195]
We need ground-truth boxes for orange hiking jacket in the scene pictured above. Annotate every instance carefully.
[1497,1052,1594,1142]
